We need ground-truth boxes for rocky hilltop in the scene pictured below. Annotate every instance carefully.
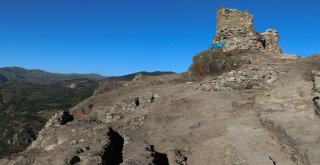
[1,7,320,165]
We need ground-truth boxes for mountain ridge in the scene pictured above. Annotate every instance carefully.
[0,66,176,83]
[0,67,106,84]
[3,6,320,165]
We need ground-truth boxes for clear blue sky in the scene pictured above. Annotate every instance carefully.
[0,0,319,76]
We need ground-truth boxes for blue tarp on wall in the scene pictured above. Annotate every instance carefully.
[209,42,225,49]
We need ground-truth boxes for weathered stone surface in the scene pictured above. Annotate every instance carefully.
[122,143,160,165]
[4,112,114,165]
[312,71,320,115]
[312,71,320,93]
[261,29,282,53]
[223,120,297,165]
[213,7,282,53]
[260,112,320,165]
[199,66,280,91]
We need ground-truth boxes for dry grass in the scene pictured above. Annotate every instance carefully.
[188,49,249,79]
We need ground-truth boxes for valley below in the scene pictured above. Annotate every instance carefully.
[1,6,320,165]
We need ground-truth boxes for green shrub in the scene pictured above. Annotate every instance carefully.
[17,111,29,117]
[133,73,144,81]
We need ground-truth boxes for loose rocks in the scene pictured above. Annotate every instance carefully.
[199,66,279,91]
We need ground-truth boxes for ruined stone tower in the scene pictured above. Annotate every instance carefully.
[213,7,282,53]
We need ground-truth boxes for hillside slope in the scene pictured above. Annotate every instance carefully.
[3,52,320,164]
[107,71,176,81]
[0,78,99,156]
[0,67,176,157]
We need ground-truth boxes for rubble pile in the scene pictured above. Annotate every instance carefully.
[199,66,280,91]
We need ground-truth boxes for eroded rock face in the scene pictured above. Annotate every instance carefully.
[3,110,162,165]
[213,7,282,53]
[59,111,74,125]
[312,71,320,115]
[4,112,113,165]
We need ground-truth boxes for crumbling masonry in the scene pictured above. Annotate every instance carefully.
[213,7,282,53]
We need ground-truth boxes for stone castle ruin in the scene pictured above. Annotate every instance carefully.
[213,7,282,53]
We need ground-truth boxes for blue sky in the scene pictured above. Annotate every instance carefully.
[0,0,319,76]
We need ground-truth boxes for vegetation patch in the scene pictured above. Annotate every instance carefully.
[0,79,98,156]
[188,49,249,79]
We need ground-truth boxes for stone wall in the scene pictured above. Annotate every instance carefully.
[213,7,282,53]
[261,29,282,53]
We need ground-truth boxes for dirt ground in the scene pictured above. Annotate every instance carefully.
[2,53,320,165]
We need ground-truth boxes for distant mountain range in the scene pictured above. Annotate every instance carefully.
[0,67,176,83]
[0,67,106,84]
